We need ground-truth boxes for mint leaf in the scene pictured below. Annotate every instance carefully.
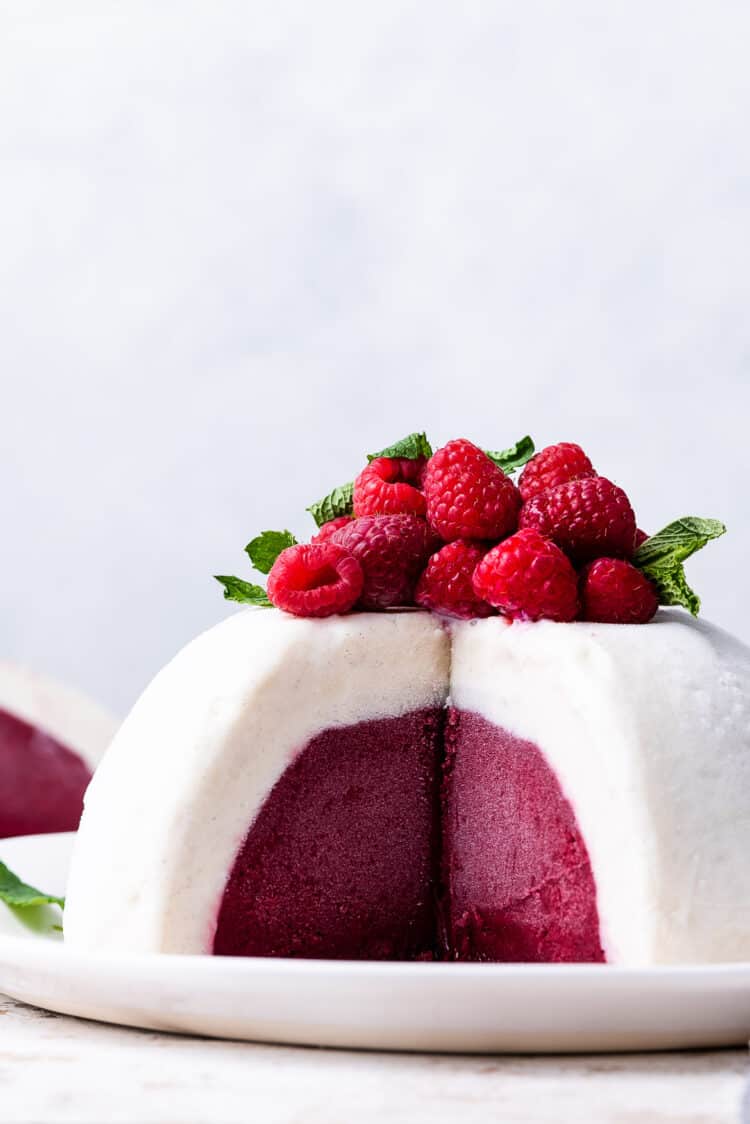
[367,432,433,461]
[306,481,354,528]
[245,530,297,575]
[485,436,535,475]
[634,517,726,616]
[649,562,703,616]
[214,575,272,606]
[633,517,726,567]
[0,861,64,910]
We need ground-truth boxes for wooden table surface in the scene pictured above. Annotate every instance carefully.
[1,994,747,1124]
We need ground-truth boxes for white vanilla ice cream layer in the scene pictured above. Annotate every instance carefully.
[450,611,750,964]
[63,610,450,954]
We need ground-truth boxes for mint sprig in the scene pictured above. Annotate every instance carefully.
[306,481,354,529]
[367,432,433,462]
[485,436,535,475]
[245,530,297,575]
[216,529,297,606]
[634,517,727,616]
[214,575,272,606]
[0,861,64,910]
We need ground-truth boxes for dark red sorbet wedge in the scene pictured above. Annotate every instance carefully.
[213,709,442,959]
[0,708,93,838]
[213,705,605,963]
[441,709,604,962]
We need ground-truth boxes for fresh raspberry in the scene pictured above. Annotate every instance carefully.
[518,442,595,501]
[580,558,659,624]
[332,514,434,609]
[311,515,354,544]
[634,528,649,548]
[422,439,521,543]
[414,541,494,619]
[472,529,579,622]
[353,456,427,518]
[267,543,363,618]
[519,477,636,564]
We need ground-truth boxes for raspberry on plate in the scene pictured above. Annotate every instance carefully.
[518,442,595,501]
[332,514,434,610]
[311,515,355,544]
[472,528,579,622]
[267,543,363,618]
[519,476,637,564]
[415,540,494,620]
[422,439,521,543]
[353,456,427,518]
[580,558,659,624]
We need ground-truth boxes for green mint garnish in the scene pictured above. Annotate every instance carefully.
[634,517,727,616]
[245,530,297,575]
[367,432,433,462]
[485,436,535,475]
[306,481,354,529]
[214,575,272,607]
[216,530,296,606]
[0,861,64,910]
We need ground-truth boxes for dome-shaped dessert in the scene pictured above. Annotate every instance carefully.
[63,431,741,962]
[64,607,750,965]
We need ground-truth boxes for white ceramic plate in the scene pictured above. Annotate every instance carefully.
[1,832,750,1053]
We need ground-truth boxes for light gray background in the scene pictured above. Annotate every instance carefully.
[2,3,748,714]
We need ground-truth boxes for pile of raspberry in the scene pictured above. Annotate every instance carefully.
[267,440,659,625]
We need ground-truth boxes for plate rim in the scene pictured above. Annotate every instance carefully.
[3,832,750,1051]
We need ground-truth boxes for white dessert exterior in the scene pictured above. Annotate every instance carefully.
[63,609,450,955]
[450,610,750,965]
[65,606,750,966]
[0,662,118,772]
